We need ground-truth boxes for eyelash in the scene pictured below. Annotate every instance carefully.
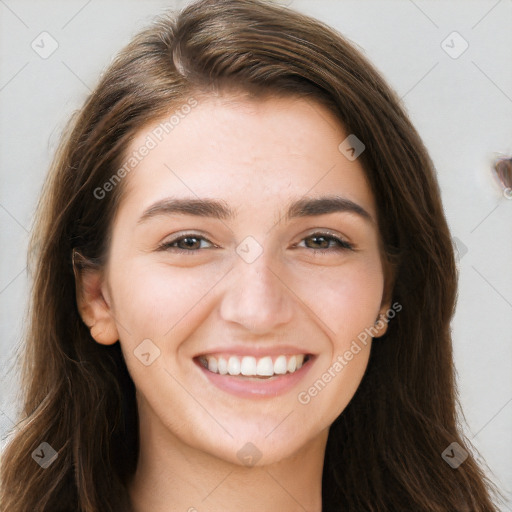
[158,232,354,254]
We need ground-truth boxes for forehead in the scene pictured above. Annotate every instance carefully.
[117,94,376,221]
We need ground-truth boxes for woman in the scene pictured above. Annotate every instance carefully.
[0,0,503,510]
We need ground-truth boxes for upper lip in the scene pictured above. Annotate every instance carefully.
[194,345,314,358]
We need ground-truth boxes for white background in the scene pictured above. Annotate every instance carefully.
[1,0,511,507]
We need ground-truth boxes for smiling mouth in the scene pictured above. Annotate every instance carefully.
[196,354,312,379]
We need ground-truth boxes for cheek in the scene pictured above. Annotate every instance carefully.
[293,260,383,420]
[289,258,385,342]
[109,260,223,343]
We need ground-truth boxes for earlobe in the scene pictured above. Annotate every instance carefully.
[373,257,396,338]
[374,287,393,338]
[90,321,119,345]
[73,253,119,346]
[372,310,390,338]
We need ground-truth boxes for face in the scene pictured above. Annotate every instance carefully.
[81,93,391,466]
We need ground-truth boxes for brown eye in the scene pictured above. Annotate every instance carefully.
[175,236,202,250]
[159,234,215,252]
[300,233,353,252]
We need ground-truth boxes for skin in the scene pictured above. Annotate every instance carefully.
[77,93,391,512]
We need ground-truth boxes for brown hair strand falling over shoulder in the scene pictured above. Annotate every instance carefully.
[0,0,504,510]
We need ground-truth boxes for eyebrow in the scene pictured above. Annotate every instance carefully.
[137,195,374,224]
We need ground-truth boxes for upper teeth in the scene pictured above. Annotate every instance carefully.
[200,354,306,377]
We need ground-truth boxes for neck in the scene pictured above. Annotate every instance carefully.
[128,396,327,512]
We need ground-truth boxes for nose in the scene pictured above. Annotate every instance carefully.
[219,252,294,334]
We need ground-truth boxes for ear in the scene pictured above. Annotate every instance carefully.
[73,252,119,346]
[373,258,397,339]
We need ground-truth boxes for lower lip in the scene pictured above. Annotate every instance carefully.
[195,357,315,399]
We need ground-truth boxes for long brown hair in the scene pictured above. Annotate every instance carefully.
[0,0,504,510]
